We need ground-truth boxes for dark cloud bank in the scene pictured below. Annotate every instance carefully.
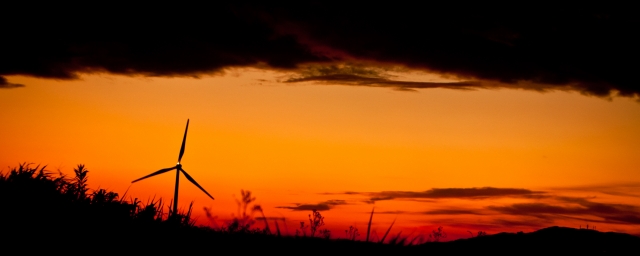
[2,3,639,98]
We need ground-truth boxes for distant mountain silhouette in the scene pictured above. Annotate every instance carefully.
[421,226,640,253]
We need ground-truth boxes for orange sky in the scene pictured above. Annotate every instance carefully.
[2,70,640,241]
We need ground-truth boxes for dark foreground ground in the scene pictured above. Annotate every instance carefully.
[5,223,639,254]
[2,164,639,254]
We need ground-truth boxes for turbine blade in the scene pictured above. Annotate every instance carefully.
[180,168,214,200]
[178,119,189,163]
[131,166,177,183]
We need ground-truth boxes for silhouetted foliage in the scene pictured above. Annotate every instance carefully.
[0,163,192,234]
[308,209,325,238]
[222,189,269,234]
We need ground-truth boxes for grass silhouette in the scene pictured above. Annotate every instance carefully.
[1,163,639,254]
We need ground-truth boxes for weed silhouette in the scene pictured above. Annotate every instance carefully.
[345,225,360,241]
[296,221,308,237]
[427,226,447,242]
[224,189,268,234]
[468,230,487,238]
[308,209,325,237]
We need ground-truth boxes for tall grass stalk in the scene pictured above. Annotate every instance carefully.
[366,207,374,242]
[274,219,281,237]
[379,218,396,244]
[253,205,271,234]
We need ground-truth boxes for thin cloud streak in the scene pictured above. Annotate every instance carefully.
[340,187,545,202]
[423,209,486,215]
[284,74,478,92]
[376,209,485,216]
[488,197,640,225]
[0,77,24,89]
[276,199,348,211]
[550,183,640,198]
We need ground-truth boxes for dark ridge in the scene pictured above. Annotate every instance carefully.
[422,226,640,253]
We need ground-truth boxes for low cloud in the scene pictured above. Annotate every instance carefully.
[553,183,640,198]
[423,209,486,215]
[276,199,348,211]
[489,203,581,216]
[284,74,477,92]
[375,210,409,215]
[324,185,640,232]
[343,187,545,202]
[0,77,24,89]
[377,209,485,216]
[331,186,640,229]
[488,197,640,225]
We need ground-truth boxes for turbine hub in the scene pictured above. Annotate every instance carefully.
[177,162,182,168]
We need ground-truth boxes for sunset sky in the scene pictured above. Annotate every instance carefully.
[2,3,640,240]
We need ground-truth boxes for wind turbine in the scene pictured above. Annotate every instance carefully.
[131,119,214,218]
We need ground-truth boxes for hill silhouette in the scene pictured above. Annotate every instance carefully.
[422,226,640,254]
[1,163,638,254]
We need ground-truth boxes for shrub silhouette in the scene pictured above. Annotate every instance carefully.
[0,163,194,234]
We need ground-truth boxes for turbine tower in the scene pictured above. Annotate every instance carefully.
[131,119,214,218]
